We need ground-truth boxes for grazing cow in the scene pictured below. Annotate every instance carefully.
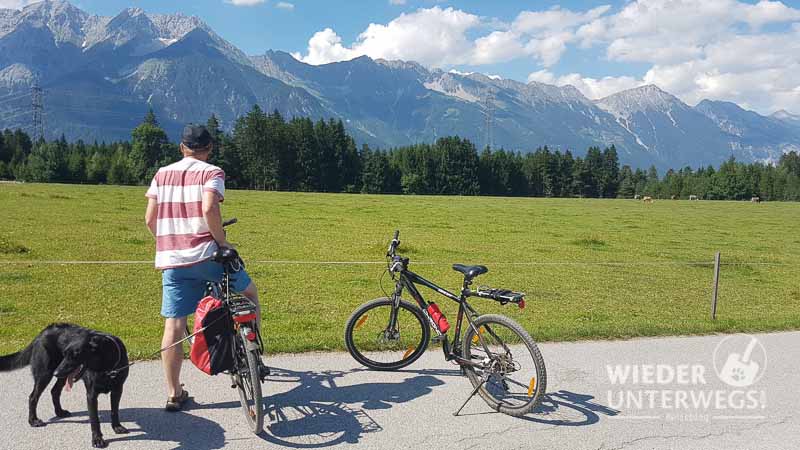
[751,196,761,203]
[642,196,654,204]
[634,194,640,200]
[689,195,698,201]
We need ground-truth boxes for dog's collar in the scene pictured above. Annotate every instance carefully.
[100,334,124,375]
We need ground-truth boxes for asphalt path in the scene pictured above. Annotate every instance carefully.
[0,332,797,450]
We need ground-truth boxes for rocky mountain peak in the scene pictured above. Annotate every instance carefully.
[596,84,685,119]
[18,0,88,46]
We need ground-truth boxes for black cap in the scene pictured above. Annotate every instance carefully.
[181,124,212,149]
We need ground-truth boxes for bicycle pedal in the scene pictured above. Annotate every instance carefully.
[259,365,271,380]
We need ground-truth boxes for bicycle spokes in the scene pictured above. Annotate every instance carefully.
[346,298,429,369]
[466,321,539,410]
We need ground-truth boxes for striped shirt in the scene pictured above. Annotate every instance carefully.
[146,158,225,269]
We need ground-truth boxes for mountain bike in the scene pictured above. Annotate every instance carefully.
[344,231,547,417]
[206,218,268,433]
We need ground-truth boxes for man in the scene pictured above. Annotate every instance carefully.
[145,124,260,412]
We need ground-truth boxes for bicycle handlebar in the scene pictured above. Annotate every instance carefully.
[387,230,400,257]
[223,218,238,228]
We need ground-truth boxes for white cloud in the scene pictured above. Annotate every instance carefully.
[551,0,800,113]
[0,0,38,9]
[513,5,610,34]
[295,7,481,67]
[225,0,266,6]
[528,70,644,100]
[389,0,407,5]
[295,28,360,65]
[472,31,526,65]
[531,25,800,113]
[275,1,294,10]
[294,5,603,68]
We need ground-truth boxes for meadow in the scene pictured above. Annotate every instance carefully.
[1,183,799,358]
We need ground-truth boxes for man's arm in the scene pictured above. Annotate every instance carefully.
[202,190,232,248]
[145,198,158,237]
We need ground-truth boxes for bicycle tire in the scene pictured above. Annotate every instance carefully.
[235,327,264,434]
[461,314,547,417]
[345,297,430,371]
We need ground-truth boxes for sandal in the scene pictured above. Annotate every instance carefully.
[165,386,189,412]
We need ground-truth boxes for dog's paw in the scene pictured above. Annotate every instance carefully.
[92,435,108,448]
[113,424,129,434]
[55,409,71,418]
[29,418,46,427]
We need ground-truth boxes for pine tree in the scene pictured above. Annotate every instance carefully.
[130,110,172,184]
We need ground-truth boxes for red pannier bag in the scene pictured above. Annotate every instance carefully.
[190,296,234,375]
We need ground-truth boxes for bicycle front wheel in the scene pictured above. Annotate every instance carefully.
[235,328,264,434]
[461,314,547,417]
[345,297,430,370]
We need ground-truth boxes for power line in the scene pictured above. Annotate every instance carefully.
[483,89,495,150]
[31,84,44,141]
[0,92,32,105]
[0,110,32,122]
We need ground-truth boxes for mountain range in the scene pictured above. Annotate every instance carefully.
[1,1,799,170]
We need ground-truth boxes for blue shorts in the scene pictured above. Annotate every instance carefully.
[161,259,252,318]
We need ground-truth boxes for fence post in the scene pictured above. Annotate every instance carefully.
[711,252,721,320]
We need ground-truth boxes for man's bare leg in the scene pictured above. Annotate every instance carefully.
[162,317,188,398]
[240,281,261,330]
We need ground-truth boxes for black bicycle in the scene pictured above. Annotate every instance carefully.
[345,231,547,417]
[206,218,268,433]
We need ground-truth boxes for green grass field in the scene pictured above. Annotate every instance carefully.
[1,183,799,358]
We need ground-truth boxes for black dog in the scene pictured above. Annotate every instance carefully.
[0,323,130,448]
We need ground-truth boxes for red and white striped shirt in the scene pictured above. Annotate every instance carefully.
[146,158,225,269]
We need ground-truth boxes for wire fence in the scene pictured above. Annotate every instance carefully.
[0,259,794,267]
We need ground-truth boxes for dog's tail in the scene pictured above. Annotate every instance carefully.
[0,342,34,371]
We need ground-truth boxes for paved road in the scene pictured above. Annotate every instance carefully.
[1,332,797,450]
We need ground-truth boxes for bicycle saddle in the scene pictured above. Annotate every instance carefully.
[452,264,488,280]
[212,247,240,263]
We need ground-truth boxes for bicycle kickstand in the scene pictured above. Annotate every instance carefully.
[453,376,487,416]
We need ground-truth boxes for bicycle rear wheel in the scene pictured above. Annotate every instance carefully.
[234,328,264,434]
[345,297,430,370]
[461,314,547,417]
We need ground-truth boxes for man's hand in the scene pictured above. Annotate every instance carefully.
[218,239,235,249]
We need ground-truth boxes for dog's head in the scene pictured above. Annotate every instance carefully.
[54,335,109,386]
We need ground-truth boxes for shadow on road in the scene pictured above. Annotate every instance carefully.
[54,403,232,450]
[259,367,445,448]
[439,389,619,427]
[528,390,619,426]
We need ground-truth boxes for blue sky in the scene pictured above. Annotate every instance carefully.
[9,0,800,114]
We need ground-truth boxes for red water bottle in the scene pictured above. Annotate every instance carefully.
[426,303,450,333]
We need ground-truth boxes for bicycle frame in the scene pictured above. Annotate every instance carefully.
[389,266,491,368]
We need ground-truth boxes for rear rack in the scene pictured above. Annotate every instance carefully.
[471,286,525,305]
[228,294,256,315]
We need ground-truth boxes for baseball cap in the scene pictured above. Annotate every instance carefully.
[181,125,212,149]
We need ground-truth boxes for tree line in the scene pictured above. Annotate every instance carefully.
[2,106,800,201]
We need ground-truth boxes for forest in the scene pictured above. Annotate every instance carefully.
[2,106,799,201]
